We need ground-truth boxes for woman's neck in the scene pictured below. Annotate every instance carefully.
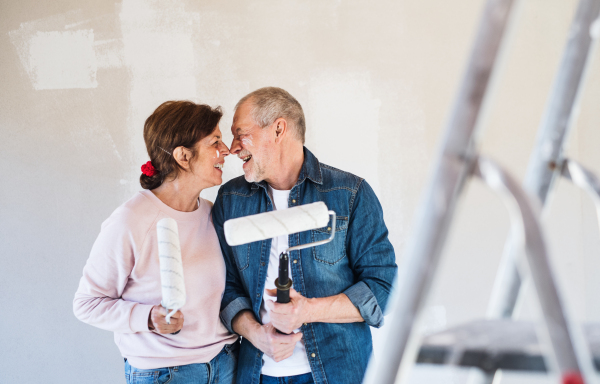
[151,177,202,212]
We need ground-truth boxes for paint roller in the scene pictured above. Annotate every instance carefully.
[156,217,186,335]
[224,202,336,326]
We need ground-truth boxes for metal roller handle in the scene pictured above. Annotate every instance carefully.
[285,211,336,253]
[163,305,181,335]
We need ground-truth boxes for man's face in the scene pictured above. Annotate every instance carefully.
[230,101,274,183]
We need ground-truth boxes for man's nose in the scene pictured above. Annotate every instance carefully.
[230,138,241,154]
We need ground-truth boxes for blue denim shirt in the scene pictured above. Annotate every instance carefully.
[213,147,397,384]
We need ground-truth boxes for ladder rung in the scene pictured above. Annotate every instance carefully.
[416,319,600,373]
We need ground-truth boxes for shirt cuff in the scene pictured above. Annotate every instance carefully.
[220,296,253,334]
[343,281,384,328]
[129,303,154,333]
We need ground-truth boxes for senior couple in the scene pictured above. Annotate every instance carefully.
[74,87,397,384]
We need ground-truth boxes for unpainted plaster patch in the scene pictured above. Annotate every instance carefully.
[95,38,125,69]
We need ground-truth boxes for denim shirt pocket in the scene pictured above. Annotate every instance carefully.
[311,216,348,265]
[232,244,250,271]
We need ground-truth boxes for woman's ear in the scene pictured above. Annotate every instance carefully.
[172,146,192,170]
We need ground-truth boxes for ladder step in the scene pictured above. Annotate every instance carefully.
[416,319,600,373]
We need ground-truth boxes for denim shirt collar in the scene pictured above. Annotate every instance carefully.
[250,146,323,190]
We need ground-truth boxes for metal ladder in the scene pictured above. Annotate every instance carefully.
[362,0,600,383]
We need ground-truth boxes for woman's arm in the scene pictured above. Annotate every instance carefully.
[73,215,154,334]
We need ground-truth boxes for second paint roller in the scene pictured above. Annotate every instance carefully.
[224,202,336,313]
[157,218,186,334]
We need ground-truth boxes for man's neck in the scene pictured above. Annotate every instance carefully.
[265,145,304,191]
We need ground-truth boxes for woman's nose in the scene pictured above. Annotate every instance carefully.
[219,141,230,157]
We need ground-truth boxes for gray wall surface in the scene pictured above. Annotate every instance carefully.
[1,0,599,383]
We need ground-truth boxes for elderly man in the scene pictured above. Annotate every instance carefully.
[212,87,397,384]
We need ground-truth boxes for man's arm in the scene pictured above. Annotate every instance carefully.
[265,288,362,334]
[342,179,397,327]
[212,190,253,333]
[267,179,397,332]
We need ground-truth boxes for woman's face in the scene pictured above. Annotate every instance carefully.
[191,125,230,189]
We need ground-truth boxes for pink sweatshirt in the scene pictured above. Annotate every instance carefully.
[73,190,237,369]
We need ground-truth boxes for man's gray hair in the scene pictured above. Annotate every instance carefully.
[235,87,306,144]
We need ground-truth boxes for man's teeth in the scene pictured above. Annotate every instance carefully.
[214,163,223,170]
[242,155,252,162]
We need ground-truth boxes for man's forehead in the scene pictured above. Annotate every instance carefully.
[231,111,257,133]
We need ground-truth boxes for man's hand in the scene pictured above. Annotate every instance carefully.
[265,288,312,334]
[253,322,304,362]
[148,306,184,334]
[231,310,303,362]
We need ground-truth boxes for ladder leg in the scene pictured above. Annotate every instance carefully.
[486,0,600,321]
[361,0,516,383]
[476,156,589,383]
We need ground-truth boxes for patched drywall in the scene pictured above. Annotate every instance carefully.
[2,0,599,383]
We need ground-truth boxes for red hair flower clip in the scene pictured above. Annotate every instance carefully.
[141,161,157,177]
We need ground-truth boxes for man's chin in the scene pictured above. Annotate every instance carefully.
[243,171,257,183]
[243,170,263,184]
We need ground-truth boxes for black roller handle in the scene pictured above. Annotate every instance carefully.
[274,252,293,303]
[274,252,293,334]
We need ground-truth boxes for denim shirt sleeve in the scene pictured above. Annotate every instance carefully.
[343,180,397,328]
[212,188,252,334]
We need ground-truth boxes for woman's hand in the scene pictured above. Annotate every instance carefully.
[148,306,184,334]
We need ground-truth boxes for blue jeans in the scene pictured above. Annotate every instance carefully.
[260,373,314,384]
[124,342,238,384]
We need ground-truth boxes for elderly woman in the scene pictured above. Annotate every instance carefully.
[74,101,238,384]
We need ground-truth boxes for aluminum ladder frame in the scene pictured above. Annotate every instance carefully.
[362,0,599,383]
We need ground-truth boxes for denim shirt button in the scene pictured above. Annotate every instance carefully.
[311,353,316,358]
[303,323,307,326]
[292,199,296,203]
[261,262,265,266]
[293,259,297,264]
[256,293,260,297]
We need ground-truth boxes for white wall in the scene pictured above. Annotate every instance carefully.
[1,0,599,383]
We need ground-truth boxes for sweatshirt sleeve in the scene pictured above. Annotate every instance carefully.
[73,210,154,333]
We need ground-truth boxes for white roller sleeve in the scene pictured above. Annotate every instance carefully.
[156,218,186,324]
[224,201,330,246]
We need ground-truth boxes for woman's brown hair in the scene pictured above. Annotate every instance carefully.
[140,101,223,190]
